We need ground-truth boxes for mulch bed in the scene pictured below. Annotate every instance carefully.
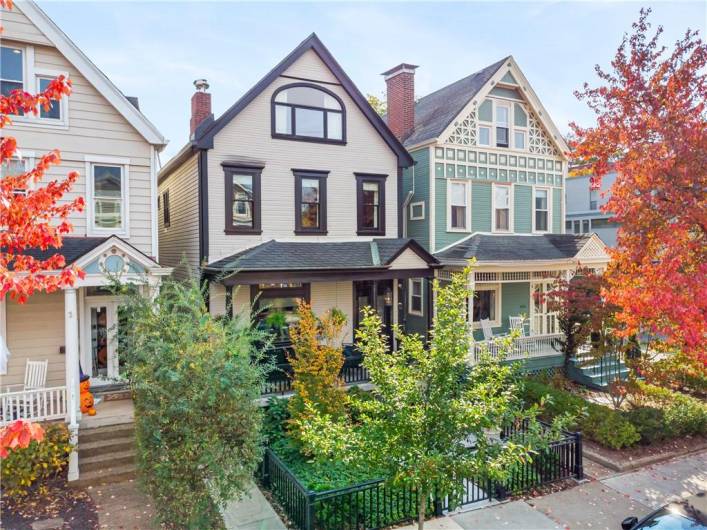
[584,434,707,471]
[1,478,99,530]
[510,477,578,501]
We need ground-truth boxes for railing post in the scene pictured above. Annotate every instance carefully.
[305,491,316,530]
[574,431,584,480]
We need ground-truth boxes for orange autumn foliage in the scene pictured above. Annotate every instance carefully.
[287,302,347,444]
[1,0,84,302]
[0,419,45,458]
[571,9,707,363]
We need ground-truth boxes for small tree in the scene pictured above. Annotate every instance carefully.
[296,268,570,530]
[366,93,387,116]
[287,302,347,445]
[116,277,269,529]
[541,269,608,369]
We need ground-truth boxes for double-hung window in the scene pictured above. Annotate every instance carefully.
[294,170,327,234]
[495,104,510,148]
[37,76,61,120]
[1,46,23,101]
[534,188,550,232]
[472,285,500,327]
[589,189,599,210]
[448,180,469,231]
[1,156,34,195]
[493,184,511,232]
[224,165,262,234]
[272,84,345,143]
[356,173,386,235]
[89,160,128,234]
[408,278,424,316]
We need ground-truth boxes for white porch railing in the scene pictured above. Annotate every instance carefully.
[470,333,563,364]
[0,386,68,426]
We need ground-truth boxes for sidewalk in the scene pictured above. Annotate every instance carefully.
[221,482,286,530]
[451,450,706,530]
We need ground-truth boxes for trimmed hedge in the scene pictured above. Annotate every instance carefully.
[637,382,707,437]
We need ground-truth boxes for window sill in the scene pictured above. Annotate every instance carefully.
[356,229,385,236]
[294,230,328,235]
[272,133,346,146]
[447,227,471,233]
[8,116,68,130]
[408,310,424,317]
[224,228,262,235]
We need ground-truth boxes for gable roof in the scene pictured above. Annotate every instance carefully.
[403,57,508,147]
[191,33,413,167]
[13,0,166,147]
[434,233,593,264]
[204,238,437,273]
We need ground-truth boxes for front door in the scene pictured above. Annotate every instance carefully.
[531,281,558,335]
[84,297,124,385]
[354,280,394,346]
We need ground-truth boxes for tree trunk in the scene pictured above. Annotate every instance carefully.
[417,488,427,530]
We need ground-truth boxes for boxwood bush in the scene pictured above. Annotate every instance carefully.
[638,382,707,437]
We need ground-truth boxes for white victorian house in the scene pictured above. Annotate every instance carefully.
[0,0,168,481]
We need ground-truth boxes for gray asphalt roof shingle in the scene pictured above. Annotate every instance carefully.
[434,234,591,263]
[206,238,425,272]
[403,57,509,147]
[6,236,108,267]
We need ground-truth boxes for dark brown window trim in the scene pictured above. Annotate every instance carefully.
[293,169,328,235]
[355,173,387,236]
[162,190,170,228]
[271,82,347,145]
[224,165,262,235]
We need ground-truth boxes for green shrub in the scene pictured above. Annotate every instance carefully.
[116,277,269,529]
[263,397,290,446]
[521,379,640,449]
[624,407,668,445]
[0,423,72,498]
[638,383,707,436]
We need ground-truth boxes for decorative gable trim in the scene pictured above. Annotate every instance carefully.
[73,235,169,274]
[14,0,166,147]
[438,56,569,157]
[575,233,610,263]
[192,33,413,168]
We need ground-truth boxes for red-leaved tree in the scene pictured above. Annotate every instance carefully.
[1,0,85,302]
[571,9,707,363]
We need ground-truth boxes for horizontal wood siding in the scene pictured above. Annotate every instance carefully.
[434,177,467,252]
[471,182,492,233]
[514,185,532,233]
[158,154,200,278]
[1,28,156,256]
[501,282,530,334]
[207,49,399,263]
[5,292,65,388]
[403,147,430,250]
[0,6,52,45]
[310,282,354,343]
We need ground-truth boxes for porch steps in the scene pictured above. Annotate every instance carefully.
[567,355,630,390]
[72,423,137,488]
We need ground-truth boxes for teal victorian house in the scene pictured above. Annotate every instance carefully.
[382,58,610,366]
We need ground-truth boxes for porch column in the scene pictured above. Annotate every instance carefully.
[64,287,80,482]
[391,279,398,350]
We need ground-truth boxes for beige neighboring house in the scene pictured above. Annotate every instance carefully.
[158,34,439,379]
[0,0,169,480]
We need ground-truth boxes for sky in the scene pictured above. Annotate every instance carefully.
[38,0,706,163]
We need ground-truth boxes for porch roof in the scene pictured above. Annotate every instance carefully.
[10,236,108,267]
[435,234,592,264]
[204,238,439,285]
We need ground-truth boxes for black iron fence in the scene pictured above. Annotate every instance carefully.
[261,344,370,396]
[260,424,584,530]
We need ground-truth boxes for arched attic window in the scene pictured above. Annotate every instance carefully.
[272,83,345,143]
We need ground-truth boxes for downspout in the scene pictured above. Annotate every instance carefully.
[401,163,416,238]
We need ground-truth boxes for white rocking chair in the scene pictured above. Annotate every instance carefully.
[1,360,48,422]
[480,319,494,341]
[509,316,526,337]
[23,359,48,390]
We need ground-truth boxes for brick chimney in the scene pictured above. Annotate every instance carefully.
[381,63,418,142]
[190,79,212,137]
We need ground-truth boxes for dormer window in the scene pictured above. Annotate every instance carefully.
[272,83,345,144]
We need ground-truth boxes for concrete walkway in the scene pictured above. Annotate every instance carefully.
[452,450,707,530]
[221,482,286,530]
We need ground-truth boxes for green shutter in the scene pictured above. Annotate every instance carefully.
[514,185,532,233]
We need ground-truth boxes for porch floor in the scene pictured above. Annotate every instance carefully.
[80,398,133,429]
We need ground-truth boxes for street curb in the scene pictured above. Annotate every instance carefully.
[583,441,707,472]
